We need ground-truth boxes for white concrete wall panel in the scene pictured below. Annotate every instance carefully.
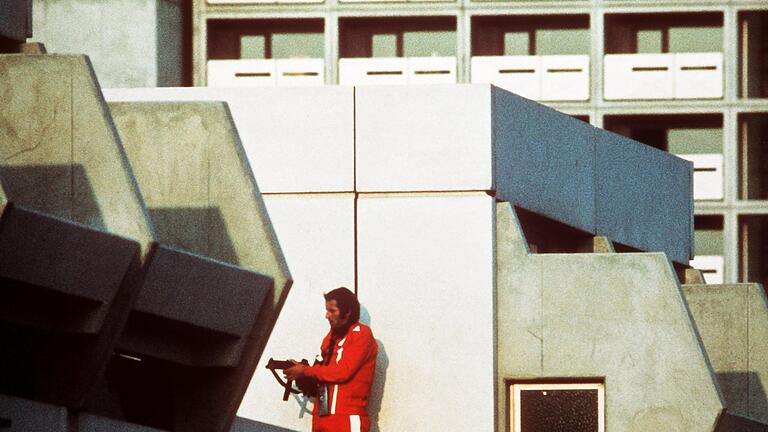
[407,57,457,84]
[276,59,325,86]
[207,60,277,87]
[540,55,590,102]
[604,54,675,100]
[355,85,493,192]
[357,193,495,432]
[338,58,408,85]
[674,52,724,100]
[103,87,355,194]
[238,194,356,431]
[678,153,724,201]
[471,56,542,100]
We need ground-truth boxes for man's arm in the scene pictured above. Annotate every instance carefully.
[287,327,375,384]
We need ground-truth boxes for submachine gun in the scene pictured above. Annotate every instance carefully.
[265,358,319,401]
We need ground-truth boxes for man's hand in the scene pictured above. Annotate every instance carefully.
[284,359,307,381]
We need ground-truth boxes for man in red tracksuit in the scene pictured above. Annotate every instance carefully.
[285,287,378,432]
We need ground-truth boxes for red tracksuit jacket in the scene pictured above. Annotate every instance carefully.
[304,322,378,416]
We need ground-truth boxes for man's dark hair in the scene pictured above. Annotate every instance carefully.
[324,287,360,327]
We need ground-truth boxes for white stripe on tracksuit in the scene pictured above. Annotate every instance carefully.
[350,415,361,432]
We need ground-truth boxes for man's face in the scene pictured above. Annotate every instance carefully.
[325,299,349,330]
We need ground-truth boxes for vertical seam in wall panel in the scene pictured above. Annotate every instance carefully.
[539,259,544,377]
[747,286,751,418]
[353,87,358,297]
[207,119,212,258]
[70,75,74,221]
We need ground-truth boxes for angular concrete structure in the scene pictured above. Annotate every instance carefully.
[683,283,768,425]
[0,54,153,408]
[101,84,708,432]
[105,101,292,432]
[496,202,724,432]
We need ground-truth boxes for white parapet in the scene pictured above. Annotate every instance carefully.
[604,53,675,100]
[207,59,325,87]
[339,57,457,85]
[677,153,724,201]
[540,55,590,101]
[689,255,725,285]
[674,52,724,100]
[471,55,542,100]
[604,52,724,101]
[207,59,278,87]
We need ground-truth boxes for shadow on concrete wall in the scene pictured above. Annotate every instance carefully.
[717,371,768,422]
[148,207,239,266]
[360,306,389,432]
[0,164,104,229]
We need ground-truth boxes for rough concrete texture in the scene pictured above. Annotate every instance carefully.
[0,54,152,409]
[354,84,692,264]
[31,0,183,88]
[102,87,355,194]
[0,394,67,432]
[107,101,292,432]
[0,54,155,250]
[683,283,768,424]
[108,100,291,331]
[496,201,724,432]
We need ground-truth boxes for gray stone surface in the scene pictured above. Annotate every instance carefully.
[121,245,271,367]
[0,206,139,333]
[0,0,31,42]
[683,283,768,424]
[31,0,183,87]
[0,395,67,432]
[107,100,292,432]
[0,54,155,251]
[496,202,724,432]
[595,129,693,264]
[0,54,153,409]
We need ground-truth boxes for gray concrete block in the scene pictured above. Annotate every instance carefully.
[0,206,139,333]
[0,54,155,252]
[0,394,67,432]
[496,203,724,432]
[120,245,271,367]
[683,284,768,424]
[493,88,597,234]
[0,54,155,409]
[106,100,292,432]
[595,130,693,264]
